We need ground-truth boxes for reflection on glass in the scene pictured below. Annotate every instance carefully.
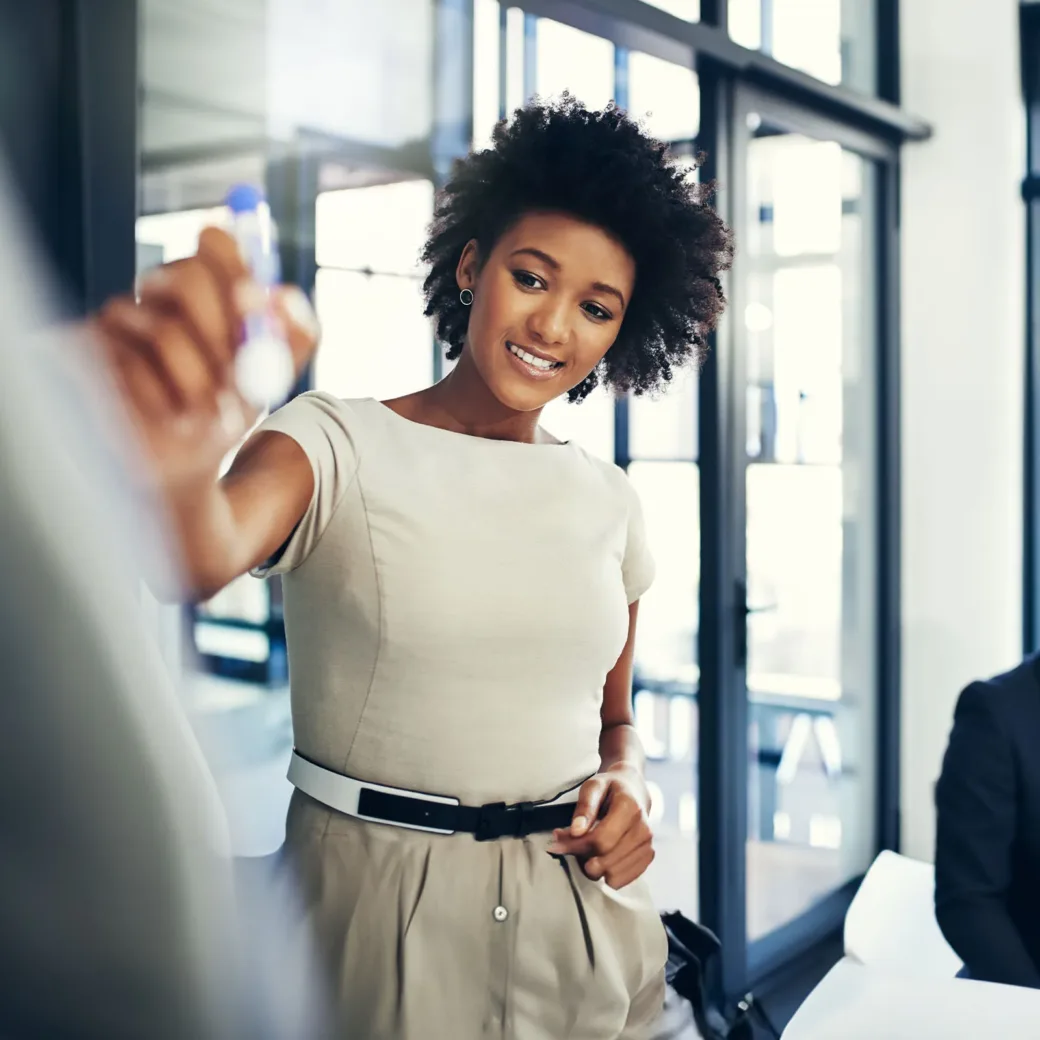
[536,18,615,109]
[265,0,433,148]
[141,0,433,160]
[744,122,877,941]
[748,703,844,936]
[728,0,876,93]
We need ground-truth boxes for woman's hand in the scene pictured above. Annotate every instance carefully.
[92,227,319,493]
[547,765,655,889]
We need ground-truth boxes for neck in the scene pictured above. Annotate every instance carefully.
[417,351,547,444]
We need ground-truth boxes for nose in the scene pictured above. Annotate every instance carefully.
[527,296,570,347]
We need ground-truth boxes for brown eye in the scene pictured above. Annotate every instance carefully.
[583,302,612,322]
[513,270,543,290]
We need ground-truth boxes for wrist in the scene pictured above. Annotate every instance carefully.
[601,762,650,811]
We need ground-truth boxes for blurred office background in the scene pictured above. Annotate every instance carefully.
[0,0,1036,1028]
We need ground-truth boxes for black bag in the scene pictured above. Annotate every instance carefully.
[661,912,780,1040]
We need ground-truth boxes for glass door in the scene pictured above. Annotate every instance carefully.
[728,85,895,970]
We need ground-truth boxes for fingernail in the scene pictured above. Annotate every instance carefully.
[546,843,564,856]
[571,816,588,836]
[278,285,321,339]
[233,279,267,315]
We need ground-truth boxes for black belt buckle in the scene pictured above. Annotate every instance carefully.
[475,800,536,841]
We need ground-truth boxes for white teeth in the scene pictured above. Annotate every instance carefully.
[508,343,558,371]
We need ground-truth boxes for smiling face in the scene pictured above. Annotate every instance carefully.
[455,211,636,413]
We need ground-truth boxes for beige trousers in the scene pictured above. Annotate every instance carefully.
[284,790,668,1039]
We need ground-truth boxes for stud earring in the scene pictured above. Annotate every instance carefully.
[459,288,474,306]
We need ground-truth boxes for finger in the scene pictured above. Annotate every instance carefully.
[100,294,216,411]
[197,226,252,356]
[199,225,318,384]
[270,285,321,375]
[570,776,609,837]
[197,226,250,288]
[582,826,652,881]
[581,789,642,855]
[116,347,177,424]
[600,842,655,890]
[547,796,641,858]
[138,260,237,372]
[546,830,594,858]
[147,316,222,410]
[96,298,179,414]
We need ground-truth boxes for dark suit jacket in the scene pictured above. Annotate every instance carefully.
[935,655,1040,988]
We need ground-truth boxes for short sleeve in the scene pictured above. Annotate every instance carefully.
[620,474,655,604]
[249,391,360,578]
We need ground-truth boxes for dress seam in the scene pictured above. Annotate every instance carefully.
[337,462,384,775]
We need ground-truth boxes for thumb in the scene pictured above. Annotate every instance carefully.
[571,776,609,837]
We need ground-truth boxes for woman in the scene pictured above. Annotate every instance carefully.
[97,96,732,1038]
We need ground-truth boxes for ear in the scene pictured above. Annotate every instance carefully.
[455,239,481,293]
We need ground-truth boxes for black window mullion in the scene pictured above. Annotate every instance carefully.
[696,61,750,998]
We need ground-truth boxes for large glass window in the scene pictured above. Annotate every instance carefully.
[741,120,879,941]
[625,46,702,921]
[130,0,904,1000]
[313,179,435,401]
[729,0,877,94]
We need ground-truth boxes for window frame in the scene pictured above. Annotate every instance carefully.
[130,0,914,1002]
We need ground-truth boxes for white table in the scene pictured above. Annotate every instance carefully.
[782,956,1040,1039]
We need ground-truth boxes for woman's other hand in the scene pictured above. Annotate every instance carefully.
[547,766,655,889]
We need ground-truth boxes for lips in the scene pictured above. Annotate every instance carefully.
[506,341,563,372]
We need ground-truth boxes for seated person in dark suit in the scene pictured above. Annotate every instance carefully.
[935,655,1040,988]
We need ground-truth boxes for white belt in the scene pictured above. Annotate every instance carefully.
[287,751,582,838]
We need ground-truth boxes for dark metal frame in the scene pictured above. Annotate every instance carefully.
[1022,4,1040,654]
[513,0,927,142]
[0,0,138,315]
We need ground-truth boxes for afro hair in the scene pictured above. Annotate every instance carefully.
[421,93,733,402]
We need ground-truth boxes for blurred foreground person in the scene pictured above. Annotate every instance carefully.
[94,95,733,1038]
[0,160,330,1037]
[935,655,1040,988]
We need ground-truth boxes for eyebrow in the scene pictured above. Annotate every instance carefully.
[509,247,627,311]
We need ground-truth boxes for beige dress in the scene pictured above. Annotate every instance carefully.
[251,393,668,1039]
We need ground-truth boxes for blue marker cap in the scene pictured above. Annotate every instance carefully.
[225,183,265,214]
